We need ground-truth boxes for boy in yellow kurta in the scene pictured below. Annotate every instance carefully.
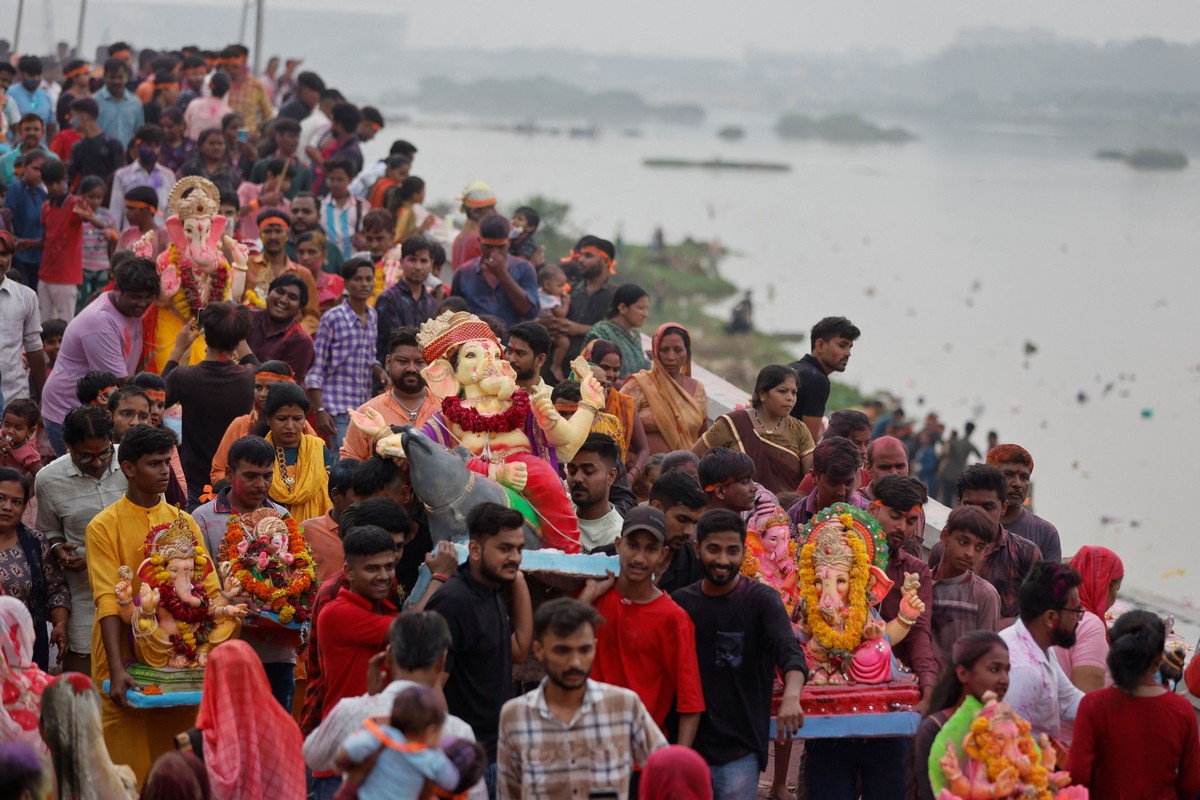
[87,424,241,784]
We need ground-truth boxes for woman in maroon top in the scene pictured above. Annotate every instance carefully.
[1068,610,1200,799]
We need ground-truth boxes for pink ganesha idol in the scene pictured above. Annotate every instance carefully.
[795,504,926,685]
[932,691,1083,800]
[741,508,800,614]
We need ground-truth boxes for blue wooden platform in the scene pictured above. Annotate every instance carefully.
[771,711,921,739]
[102,680,201,708]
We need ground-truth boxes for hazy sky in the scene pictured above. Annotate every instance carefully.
[6,0,1199,58]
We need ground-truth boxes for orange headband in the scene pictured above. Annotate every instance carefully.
[65,65,91,79]
[124,200,157,212]
[256,372,294,383]
[258,216,290,231]
[143,389,166,402]
[90,386,118,405]
[365,121,382,132]
[580,245,618,274]
[554,401,579,414]
[155,81,179,90]
[463,197,496,209]
[111,49,131,59]
[478,236,509,247]
[186,67,207,76]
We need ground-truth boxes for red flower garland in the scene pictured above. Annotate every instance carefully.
[178,251,230,319]
[442,390,530,434]
[157,581,213,625]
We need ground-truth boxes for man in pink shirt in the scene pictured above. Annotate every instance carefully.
[183,70,234,140]
[38,257,160,455]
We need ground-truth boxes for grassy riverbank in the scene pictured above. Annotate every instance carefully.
[518,195,868,407]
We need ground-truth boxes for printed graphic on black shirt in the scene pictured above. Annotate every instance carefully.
[715,631,744,668]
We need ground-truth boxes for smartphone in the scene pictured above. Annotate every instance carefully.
[237,128,249,143]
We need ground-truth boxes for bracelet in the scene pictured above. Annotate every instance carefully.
[431,573,449,583]
[117,597,133,607]
[896,612,917,627]
[578,401,602,415]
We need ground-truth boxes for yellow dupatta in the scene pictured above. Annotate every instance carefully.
[622,322,704,452]
[265,433,332,522]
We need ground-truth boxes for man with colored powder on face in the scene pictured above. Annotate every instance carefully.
[863,435,928,558]
[788,435,870,528]
[0,114,56,185]
[93,58,144,147]
[988,443,1061,564]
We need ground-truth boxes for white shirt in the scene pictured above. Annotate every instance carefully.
[0,277,42,402]
[999,618,1084,741]
[349,160,388,200]
[576,503,624,553]
[298,109,331,166]
[303,678,486,799]
[109,161,176,230]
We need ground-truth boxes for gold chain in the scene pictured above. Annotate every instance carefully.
[275,447,296,491]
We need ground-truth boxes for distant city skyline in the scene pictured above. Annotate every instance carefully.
[3,0,1199,59]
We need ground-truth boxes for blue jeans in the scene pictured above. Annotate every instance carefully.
[45,419,66,457]
[262,661,296,712]
[332,412,350,457]
[710,752,760,800]
[483,762,498,800]
[804,737,910,800]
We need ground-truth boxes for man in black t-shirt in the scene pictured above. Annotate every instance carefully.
[789,315,861,443]
[649,469,707,594]
[424,502,533,789]
[674,509,808,798]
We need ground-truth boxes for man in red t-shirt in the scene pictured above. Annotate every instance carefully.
[38,158,94,322]
[579,506,705,746]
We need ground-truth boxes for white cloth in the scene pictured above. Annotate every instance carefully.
[0,278,42,401]
[576,504,624,553]
[298,109,331,166]
[999,618,1084,741]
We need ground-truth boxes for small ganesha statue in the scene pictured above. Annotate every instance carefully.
[741,508,800,614]
[933,692,1082,800]
[219,507,317,625]
[796,504,925,685]
[114,512,246,668]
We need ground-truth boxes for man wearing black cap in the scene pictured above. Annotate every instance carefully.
[579,505,706,749]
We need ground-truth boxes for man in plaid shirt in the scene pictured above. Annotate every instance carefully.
[497,598,666,800]
[305,257,382,452]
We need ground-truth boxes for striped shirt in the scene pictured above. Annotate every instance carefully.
[319,194,370,259]
[497,679,666,800]
[304,301,377,414]
[930,569,1001,669]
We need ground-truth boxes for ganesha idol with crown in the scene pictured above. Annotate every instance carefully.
[134,176,256,373]
[930,692,1085,800]
[786,504,928,728]
[112,513,246,694]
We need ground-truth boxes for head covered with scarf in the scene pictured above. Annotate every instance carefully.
[40,672,138,799]
[640,745,712,800]
[195,640,305,800]
[1070,545,1124,627]
[0,597,53,751]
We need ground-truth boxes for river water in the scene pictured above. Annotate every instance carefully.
[362,112,1200,611]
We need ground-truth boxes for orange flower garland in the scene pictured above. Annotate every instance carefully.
[220,515,317,624]
[799,532,870,654]
[964,715,1053,800]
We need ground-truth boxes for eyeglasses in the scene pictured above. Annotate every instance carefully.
[73,446,115,466]
[1060,606,1086,617]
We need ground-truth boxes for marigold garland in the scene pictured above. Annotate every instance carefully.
[963,715,1053,800]
[220,514,317,624]
[145,526,216,658]
[799,533,870,654]
[442,390,530,434]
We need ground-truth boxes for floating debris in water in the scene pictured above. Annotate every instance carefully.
[1076,391,1088,404]
[1140,407,1154,419]
[1162,568,1186,579]
[864,286,876,297]
[970,280,982,292]
[1023,341,1038,356]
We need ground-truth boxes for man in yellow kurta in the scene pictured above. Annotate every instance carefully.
[87,424,239,783]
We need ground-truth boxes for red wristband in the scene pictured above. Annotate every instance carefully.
[432,573,449,583]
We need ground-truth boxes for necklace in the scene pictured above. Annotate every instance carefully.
[392,389,427,423]
[275,447,295,490]
[753,407,784,436]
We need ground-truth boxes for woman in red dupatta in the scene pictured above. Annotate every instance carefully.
[1056,545,1124,694]
[194,640,305,800]
[619,323,708,456]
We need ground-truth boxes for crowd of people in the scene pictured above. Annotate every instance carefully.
[1,40,1199,800]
